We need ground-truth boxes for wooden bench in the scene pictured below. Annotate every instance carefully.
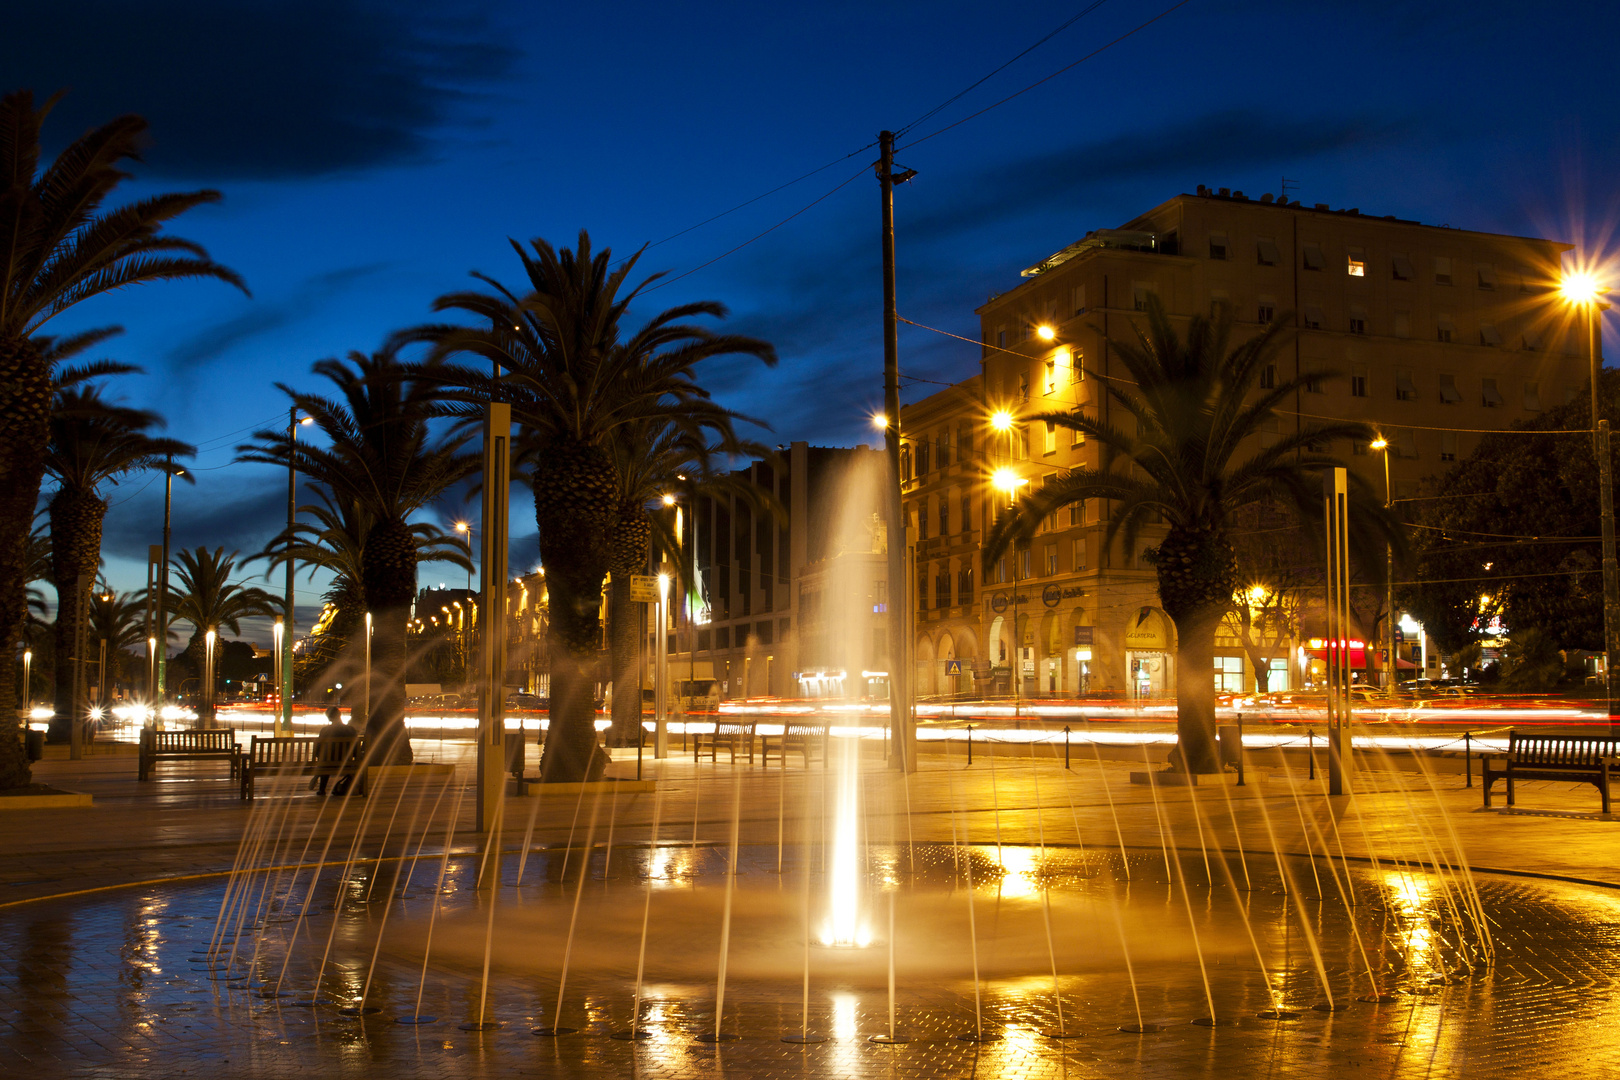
[139,729,241,781]
[240,735,368,800]
[692,720,757,763]
[1481,730,1619,813]
[758,721,829,767]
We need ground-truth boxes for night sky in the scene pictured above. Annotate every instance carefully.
[8,0,1617,632]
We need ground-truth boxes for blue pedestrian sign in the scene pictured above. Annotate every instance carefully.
[944,659,963,676]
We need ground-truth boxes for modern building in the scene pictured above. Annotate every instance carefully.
[903,187,1590,697]
[659,442,891,700]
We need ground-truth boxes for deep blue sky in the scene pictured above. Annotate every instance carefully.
[8,0,1618,633]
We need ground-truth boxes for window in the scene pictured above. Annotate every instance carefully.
[1352,439,1368,456]
[1482,378,1503,407]
[1209,232,1229,259]
[1302,243,1325,270]
[1523,329,1544,351]
[1069,347,1084,383]
[757,621,773,646]
[1437,314,1455,343]
[1434,256,1453,285]
[996,328,1007,348]
[1350,364,1368,397]
[916,498,928,540]
[938,431,950,468]
[1251,237,1279,266]
[1477,264,1497,290]
[1347,249,1366,277]
[1392,253,1415,280]
[1214,656,1245,693]
[1438,373,1461,404]
[901,447,911,481]
[1132,281,1156,311]
[1071,537,1087,571]
[1524,382,1542,411]
[1480,323,1502,346]
[1303,304,1325,329]
[1303,360,1324,393]
[1018,546,1032,580]
[1017,372,1030,401]
[1044,545,1058,576]
[961,493,971,534]
[916,441,930,474]
[1394,309,1411,338]
[957,566,973,602]
[994,556,1007,584]
[1259,363,1276,389]
[1018,426,1030,459]
[1070,285,1086,316]
[1257,294,1277,324]
[938,497,949,536]
[1396,369,1417,401]
[1349,304,1367,334]
[935,572,950,610]
[1070,421,1084,448]
[1441,432,1458,462]
[1395,428,1419,459]
[1044,421,1057,455]
[917,568,928,609]
[1068,501,1083,526]
[1044,360,1057,396]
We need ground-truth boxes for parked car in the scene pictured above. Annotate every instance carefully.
[505,691,548,712]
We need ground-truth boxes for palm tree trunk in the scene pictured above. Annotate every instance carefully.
[606,571,641,746]
[539,558,608,782]
[1,336,54,785]
[362,519,419,764]
[1171,608,1224,773]
[47,485,108,742]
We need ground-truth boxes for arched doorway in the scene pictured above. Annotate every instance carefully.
[1122,606,1176,699]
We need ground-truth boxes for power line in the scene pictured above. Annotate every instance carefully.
[896,1,1113,137]
[895,0,1198,152]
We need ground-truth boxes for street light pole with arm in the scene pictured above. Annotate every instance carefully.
[1369,436,1395,695]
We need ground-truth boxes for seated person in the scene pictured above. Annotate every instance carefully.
[313,706,358,795]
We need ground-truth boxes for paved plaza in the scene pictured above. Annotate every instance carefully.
[4,732,1620,1078]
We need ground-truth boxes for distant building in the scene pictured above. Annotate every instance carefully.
[903,188,1588,697]
[659,441,890,700]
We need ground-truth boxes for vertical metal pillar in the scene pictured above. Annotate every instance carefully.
[1323,468,1352,795]
[145,545,160,717]
[878,129,915,773]
[655,575,670,758]
[476,403,511,834]
[282,414,298,737]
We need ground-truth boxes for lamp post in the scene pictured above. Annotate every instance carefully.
[364,611,373,727]
[1369,435,1396,695]
[155,458,181,727]
[455,521,474,593]
[993,467,1029,713]
[22,649,31,715]
[1561,273,1617,730]
[655,571,670,758]
[281,411,314,736]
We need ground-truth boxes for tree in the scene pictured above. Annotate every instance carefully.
[1225,503,1314,693]
[0,90,244,788]
[239,349,474,762]
[985,298,1395,772]
[161,548,277,726]
[1401,371,1618,661]
[407,231,776,782]
[601,424,779,745]
[43,382,191,740]
[86,589,146,698]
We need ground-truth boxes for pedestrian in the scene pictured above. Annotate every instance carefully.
[313,706,357,795]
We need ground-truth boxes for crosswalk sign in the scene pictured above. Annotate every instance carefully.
[944,659,963,675]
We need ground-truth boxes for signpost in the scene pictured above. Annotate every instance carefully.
[476,403,511,838]
[1323,468,1352,796]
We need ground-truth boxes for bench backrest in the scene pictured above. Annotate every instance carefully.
[248,736,318,765]
[150,730,237,751]
[1509,731,1620,766]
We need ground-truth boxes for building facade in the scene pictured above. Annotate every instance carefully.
[903,188,1589,698]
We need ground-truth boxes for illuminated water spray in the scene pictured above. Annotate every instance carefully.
[823,731,868,946]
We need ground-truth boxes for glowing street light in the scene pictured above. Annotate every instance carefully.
[1368,436,1388,451]
[870,412,887,430]
[454,521,474,591]
[661,493,676,506]
[990,409,1014,432]
[992,467,1026,496]
[1035,324,1056,342]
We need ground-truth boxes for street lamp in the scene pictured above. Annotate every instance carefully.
[1035,324,1057,342]
[1369,435,1396,696]
[1561,272,1617,728]
[455,521,474,591]
[992,467,1030,709]
[279,411,314,736]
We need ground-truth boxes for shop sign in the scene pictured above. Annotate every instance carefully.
[1042,585,1061,607]
[1073,625,1094,646]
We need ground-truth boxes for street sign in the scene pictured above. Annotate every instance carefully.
[629,575,660,603]
[944,659,963,675]
[1073,625,1094,646]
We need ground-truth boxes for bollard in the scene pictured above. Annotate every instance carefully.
[1308,728,1315,781]
[1464,730,1472,788]
[637,720,644,782]
[1064,725,1071,770]
[1236,712,1246,787]
[967,724,973,766]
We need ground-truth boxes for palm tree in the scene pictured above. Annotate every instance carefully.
[43,383,192,741]
[86,589,146,704]
[407,231,777,782]
[238,349,474,762]
[0,90,244,788]
[161,548,277,726]
[985,298,1397,772]
[602,423,779,745]
[254,485,473,694]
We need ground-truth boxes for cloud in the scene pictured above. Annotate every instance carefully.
[4,1,517,179]
[167,262,391,369]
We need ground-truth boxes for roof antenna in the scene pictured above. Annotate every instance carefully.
[1280,176,1298,203]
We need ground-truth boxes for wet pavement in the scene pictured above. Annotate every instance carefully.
[4,733,1620,1077]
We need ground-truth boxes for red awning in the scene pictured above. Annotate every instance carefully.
[1396,658,1419,670]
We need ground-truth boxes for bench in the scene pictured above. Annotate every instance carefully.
[758,721,829,767]
[1481,730,1619,813]
[692,720,757,764]
[139,729,241,781]
[240,735,368,800]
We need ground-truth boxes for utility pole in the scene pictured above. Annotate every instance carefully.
[282,409,300,736]
[877,130,917,773]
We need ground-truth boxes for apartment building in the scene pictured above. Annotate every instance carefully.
[658,442,891,700]
[904,188,1589,698]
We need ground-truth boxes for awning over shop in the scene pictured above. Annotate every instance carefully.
[1305,638,1369,668]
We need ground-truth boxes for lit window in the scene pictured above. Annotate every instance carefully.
[1044,422,1057,455]
[1302,244,1325,270]
[1438,373,1461,404]
[1256,238,1281,266]
[1347,250,1366,277]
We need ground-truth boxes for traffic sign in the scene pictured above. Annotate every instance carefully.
[944,659,963,675]
[629,575,660,603]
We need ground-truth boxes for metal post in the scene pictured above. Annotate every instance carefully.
[282,412,298,738]
[476,403,511,834]
[1383,445,1396,696]
[363,611,372,727]
[1600,420,1619,736]
[655,575,669,758]
[271,618,283,730]
[1324,468,1352,795]
[157,464,173,725]
[966,724,973,766]
[1464,730,1472,788]
[1307,728,1315,781]
[877,129,915,774]
[1236,712,1246,787]
[1064,724,1071,770]
[145,546,159,717]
